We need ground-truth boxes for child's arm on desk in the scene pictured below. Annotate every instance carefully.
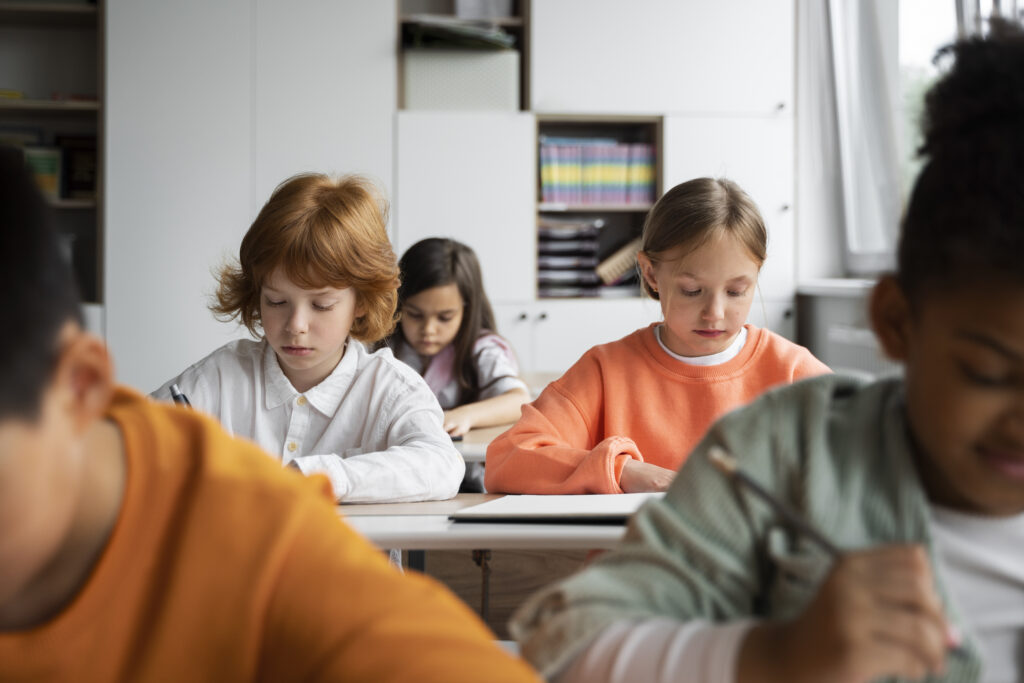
[443,386,530,437]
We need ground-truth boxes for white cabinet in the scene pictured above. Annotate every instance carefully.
[395,111,536,303]
[253,1,396,203]
[530,0,794,115]
[663,114,795,301]
[106,0,397,392]
[495,298,662,374]
[106,0,255,392]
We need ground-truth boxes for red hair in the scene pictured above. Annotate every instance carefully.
[212,173,399,342]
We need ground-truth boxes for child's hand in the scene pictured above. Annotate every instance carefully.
[619,460,676,492]
[738,545,953,683]
[442,407,474,437]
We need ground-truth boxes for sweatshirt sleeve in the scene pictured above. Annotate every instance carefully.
[291,377,464,503]
[484,354,643,495]
[258,494,542,683]
[791,348,832,381]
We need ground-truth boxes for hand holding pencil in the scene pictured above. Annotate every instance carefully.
[709,447,963,683]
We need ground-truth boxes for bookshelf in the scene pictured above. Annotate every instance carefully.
[0,0,102,304]
[398,0,530,111]
[536,115,662,299]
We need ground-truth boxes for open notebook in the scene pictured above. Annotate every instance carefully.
[449,493,665,525]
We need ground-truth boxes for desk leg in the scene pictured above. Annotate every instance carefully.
[472,549,492,623]
[407,550,426,572]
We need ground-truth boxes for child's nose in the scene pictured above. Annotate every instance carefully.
[702,294,725,320]
[285,309,308,334]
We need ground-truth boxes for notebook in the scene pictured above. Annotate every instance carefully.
[449,493,664,524]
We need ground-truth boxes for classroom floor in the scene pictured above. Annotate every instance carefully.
[413,549,589,638]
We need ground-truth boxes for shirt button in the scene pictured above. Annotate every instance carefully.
[287,442,297,452]
[296,396,307,406]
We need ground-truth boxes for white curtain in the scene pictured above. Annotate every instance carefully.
[827,0,902,275]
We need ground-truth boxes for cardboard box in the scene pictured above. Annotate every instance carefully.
[403,49,519,110]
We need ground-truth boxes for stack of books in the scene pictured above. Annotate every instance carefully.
[537,216,601,297]
[539,136,655,206]
[537,217,642,298]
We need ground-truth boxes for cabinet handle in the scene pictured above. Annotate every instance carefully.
[537,312,548,321]
[783,308,793,319]
[775,102,786,112]
[517,312,528,321]
[780,203,790,212]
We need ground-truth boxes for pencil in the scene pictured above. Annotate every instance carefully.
[170,383,192,408]
[707,445,968,657]
[707,446,839,556]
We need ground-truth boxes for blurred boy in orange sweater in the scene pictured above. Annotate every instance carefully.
[0,148,540,683]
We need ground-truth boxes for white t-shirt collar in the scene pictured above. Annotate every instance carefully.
[655,324,748,366]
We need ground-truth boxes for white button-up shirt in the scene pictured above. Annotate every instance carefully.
[154,338,464,503]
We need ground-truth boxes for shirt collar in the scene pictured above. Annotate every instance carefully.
[262,338,361,415]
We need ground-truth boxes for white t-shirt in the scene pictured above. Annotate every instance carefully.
[557,507,1024,683]
[395,333,528,410]
[153,338,464,503]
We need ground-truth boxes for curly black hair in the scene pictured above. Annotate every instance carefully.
[898,18,1024,304]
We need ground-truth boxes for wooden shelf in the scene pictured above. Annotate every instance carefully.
[0,98,100,113]
[539,203,654,213]
[400,14,523,28]
[50,198,97,209]
[0,2,97,27]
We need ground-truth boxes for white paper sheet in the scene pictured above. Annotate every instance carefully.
[449,492,664,523]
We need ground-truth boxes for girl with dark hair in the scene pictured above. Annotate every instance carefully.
[386,238,530,440]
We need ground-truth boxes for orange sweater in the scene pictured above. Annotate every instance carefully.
[0,388,540,683]
[485,324,830,494]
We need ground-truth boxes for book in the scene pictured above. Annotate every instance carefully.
[449,493,664,524]
[23,146,62,201]
[56,135,97,200]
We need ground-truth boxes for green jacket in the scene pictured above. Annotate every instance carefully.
[510,374,984,682]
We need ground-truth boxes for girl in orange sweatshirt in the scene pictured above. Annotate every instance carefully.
[485,177,830,494]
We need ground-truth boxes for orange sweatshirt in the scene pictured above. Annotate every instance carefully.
[484,324,830,494]
[0,387,540,683]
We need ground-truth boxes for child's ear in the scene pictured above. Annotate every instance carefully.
[870,275,912,361]
[636,252,658,295]
[52,326,114,435]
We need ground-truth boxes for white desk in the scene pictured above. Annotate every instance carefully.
[339,494,627,550]
[454,424,510,463]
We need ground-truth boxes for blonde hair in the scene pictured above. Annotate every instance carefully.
[639,177,767,300]
[212,173,400,342]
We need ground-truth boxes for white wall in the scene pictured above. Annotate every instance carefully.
[105,0,396,392]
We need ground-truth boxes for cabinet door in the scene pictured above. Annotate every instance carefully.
[498,299,659,375]
[395,112,536,303]
[253,1,396,203]
[531,299,661,374]
[663,115,795,301]
[106,1,397,392]
[493,303,538,373]
[106,0,255,392]
[530,0,794,115]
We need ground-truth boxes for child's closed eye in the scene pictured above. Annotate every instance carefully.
[958,361,1011,387]
[265,298,286,307]
[313,303,335,312]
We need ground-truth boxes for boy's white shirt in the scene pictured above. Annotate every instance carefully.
[153,338,464,503]
[556,508,1024,683]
